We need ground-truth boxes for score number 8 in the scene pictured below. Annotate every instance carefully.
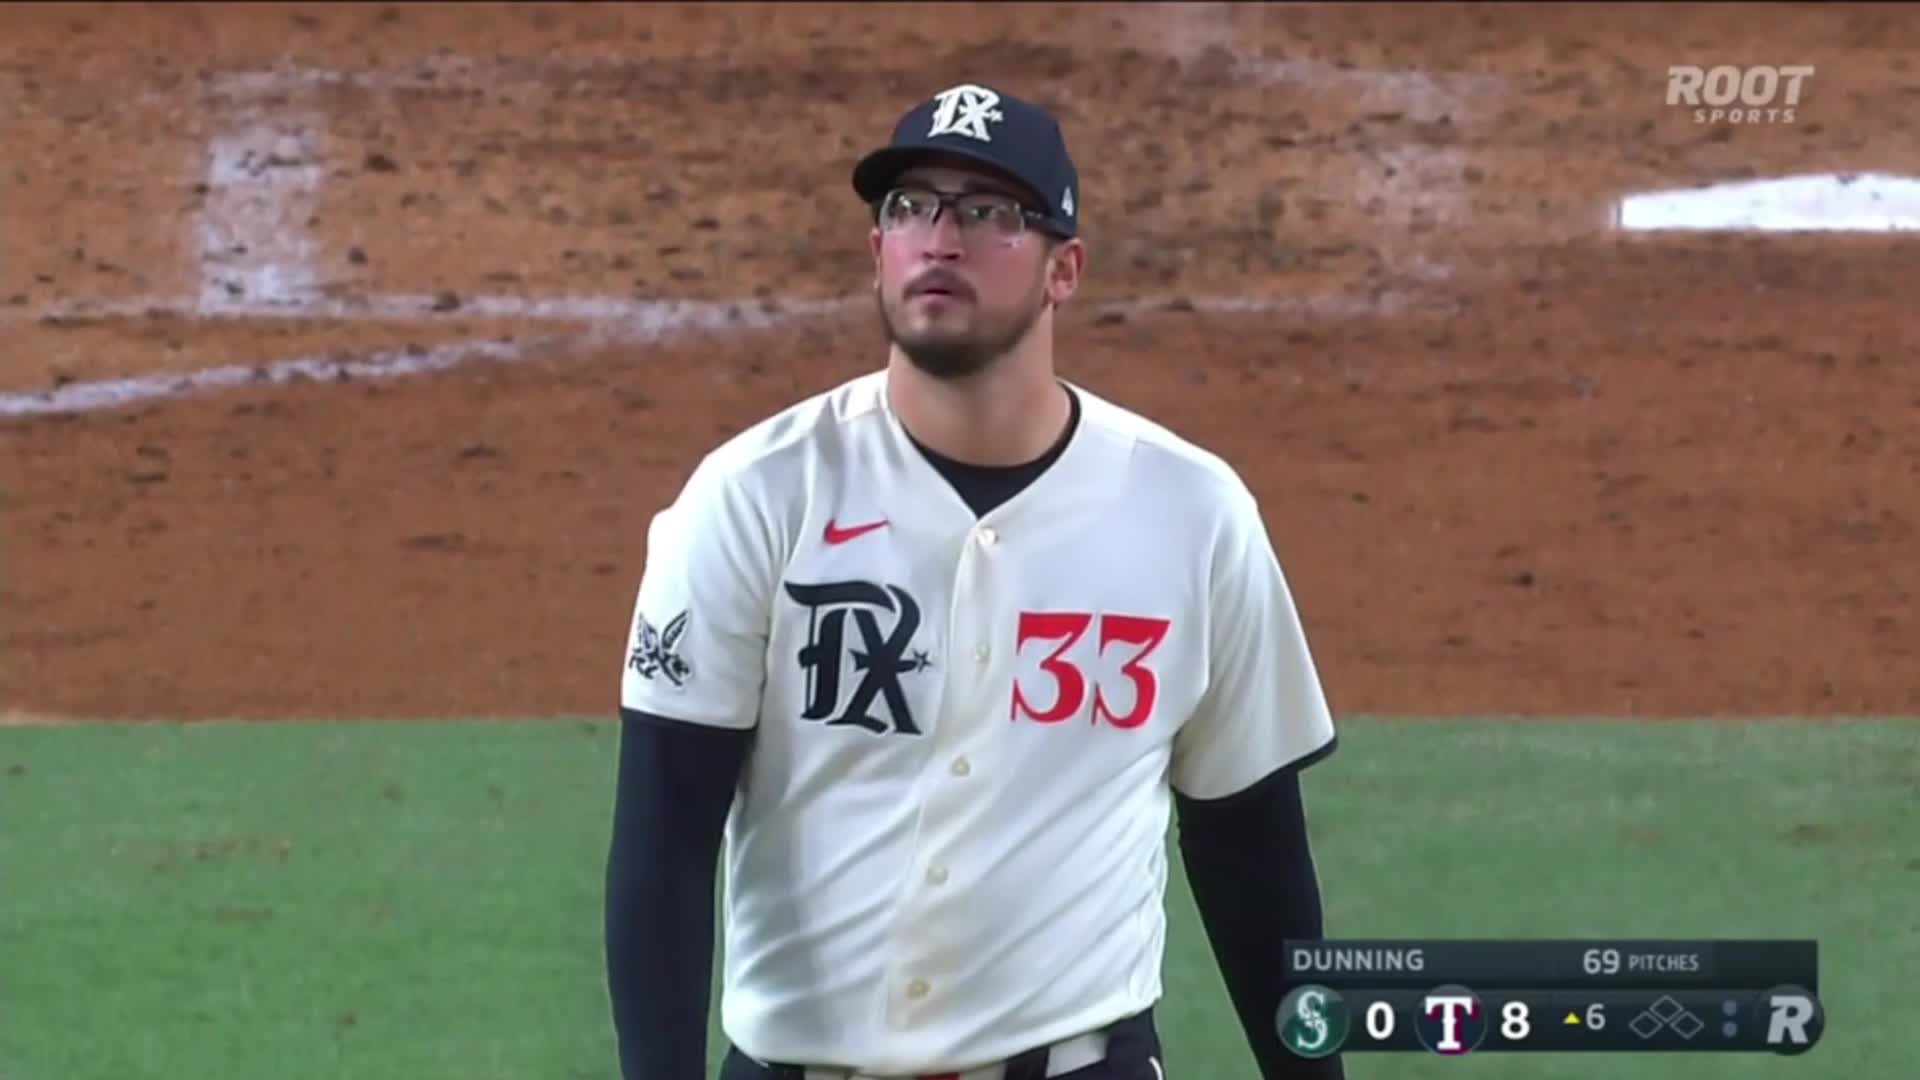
[1583,948,1622,975]
[1501,1001,1532,1040]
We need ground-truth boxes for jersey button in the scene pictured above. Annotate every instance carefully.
[906,978,931,999]
[973,644,990,664]
[977,527,998,548]
[927,865,949,885]
[950,757,971,777]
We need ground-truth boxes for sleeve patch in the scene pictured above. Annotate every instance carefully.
[627,609,693,688]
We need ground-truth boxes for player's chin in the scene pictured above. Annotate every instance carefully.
[895,329,1001,377]
[899,311,977,342]
[905,296,974,321]
[897,324,981,353]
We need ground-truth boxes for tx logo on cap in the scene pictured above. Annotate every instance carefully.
[927,84,1005,142]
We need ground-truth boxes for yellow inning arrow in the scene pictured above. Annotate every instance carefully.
[1564,1011,1582,1026]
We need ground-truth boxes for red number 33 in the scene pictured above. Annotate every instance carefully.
[1011,611,1172,729]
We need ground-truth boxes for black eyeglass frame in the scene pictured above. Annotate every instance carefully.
[871,185,1062,238]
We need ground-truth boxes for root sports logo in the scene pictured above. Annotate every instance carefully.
[1666,65,1814,124]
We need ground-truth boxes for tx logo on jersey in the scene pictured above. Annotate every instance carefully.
[927,84,1005,142]
[628,610,692,688]
[786,580,932,735]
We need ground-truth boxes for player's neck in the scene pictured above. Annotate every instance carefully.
[887,337,1069,467]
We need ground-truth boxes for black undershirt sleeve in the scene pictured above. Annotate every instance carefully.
[1175,758,1347,1080]
[605,707,753,1080]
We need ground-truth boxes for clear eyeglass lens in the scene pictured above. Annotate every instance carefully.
[883,189,1024,235]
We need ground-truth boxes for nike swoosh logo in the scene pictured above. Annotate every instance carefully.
[823,518,889,545]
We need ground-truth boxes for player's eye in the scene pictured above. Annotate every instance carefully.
[957,195,1021,231]
[881,188,937,225]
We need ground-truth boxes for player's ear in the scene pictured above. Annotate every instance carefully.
[1045,236,1086,305]
[869,225,883,262]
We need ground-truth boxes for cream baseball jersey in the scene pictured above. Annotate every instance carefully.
[620,370,1336,1074]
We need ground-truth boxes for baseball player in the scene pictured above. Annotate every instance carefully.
[606,83,1345,1080]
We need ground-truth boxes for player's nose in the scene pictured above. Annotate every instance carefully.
[916,210,966,260]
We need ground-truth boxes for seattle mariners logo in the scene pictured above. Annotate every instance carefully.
[785,580,933,735]
[1277,984,1350,1059]
[627,610,692,688]
[926,84,1004,142]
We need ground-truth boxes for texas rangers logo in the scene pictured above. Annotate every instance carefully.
[927,84,1005,142]
[627,610,692,688]
[1416,985,1489,1055]
[786,580,933,735]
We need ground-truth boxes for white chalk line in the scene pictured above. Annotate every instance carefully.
[1615,172,1920,233]
[8,284,1446,327]
[3,337,547,418]
[8,293,855,326]
[207,63,484,98]
[0,288,1454,419]
[0,295,858,419]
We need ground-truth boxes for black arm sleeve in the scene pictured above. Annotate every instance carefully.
[605,707,754,1080]
[1175,755,1346,1080]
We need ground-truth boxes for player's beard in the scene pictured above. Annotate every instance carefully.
[875,276,1048,380]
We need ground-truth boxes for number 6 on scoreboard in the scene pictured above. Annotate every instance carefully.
[1586,1003,1606,1030]
[1365,1000,1395,1040]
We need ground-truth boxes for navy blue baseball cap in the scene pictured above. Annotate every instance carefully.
[852,83,1080,238]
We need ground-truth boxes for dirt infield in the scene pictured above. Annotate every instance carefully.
[3,3,1917,720]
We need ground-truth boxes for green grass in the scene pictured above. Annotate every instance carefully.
[2,717,1915,1079]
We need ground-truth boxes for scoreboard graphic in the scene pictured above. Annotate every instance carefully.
[1278,940,1823,1056]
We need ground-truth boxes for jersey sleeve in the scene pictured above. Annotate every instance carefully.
[619,456,776,730]
[1170,482,1337,800]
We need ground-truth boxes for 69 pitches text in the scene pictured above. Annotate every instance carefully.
[1583,946,1701,976]
[1667,64,1813,124]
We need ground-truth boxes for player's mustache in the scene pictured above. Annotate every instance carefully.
[905,270,974,301]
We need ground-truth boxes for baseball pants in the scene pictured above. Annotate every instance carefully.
[718,1008,1165,1080]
